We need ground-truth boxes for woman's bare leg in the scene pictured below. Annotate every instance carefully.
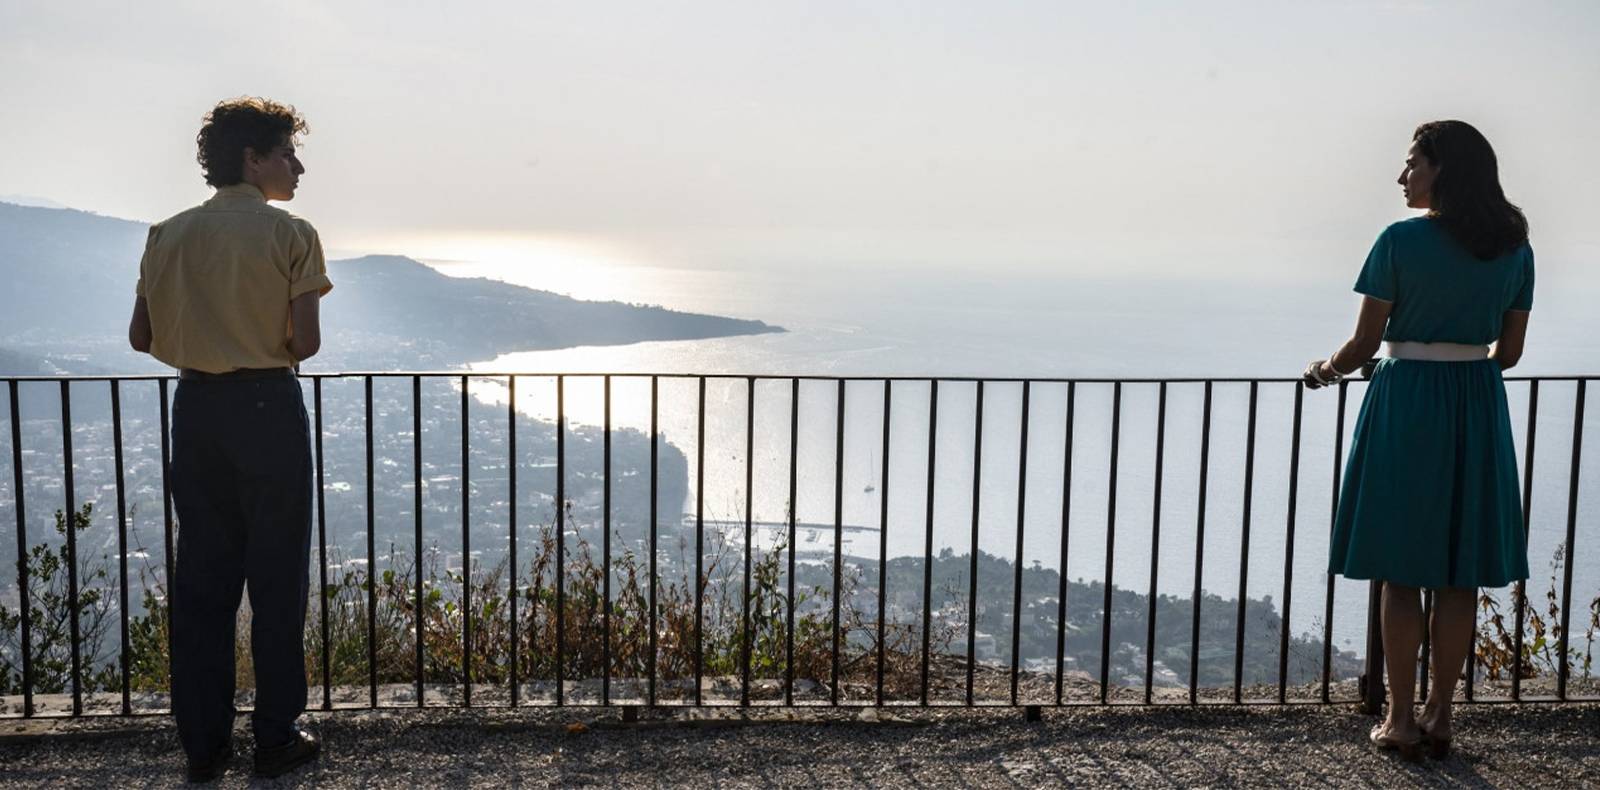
[1380,582,1424,739]
[1420,586,1476,739]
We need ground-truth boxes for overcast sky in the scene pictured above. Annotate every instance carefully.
[3,1,1597,282]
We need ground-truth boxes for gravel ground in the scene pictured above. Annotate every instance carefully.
[1,703,1597,788]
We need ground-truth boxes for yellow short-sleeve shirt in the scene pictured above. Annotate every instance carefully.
[136,183,333,373]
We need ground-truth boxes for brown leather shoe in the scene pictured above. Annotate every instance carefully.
[253,729,321,778]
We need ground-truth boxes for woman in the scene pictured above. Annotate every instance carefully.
[1304,120,1533,761]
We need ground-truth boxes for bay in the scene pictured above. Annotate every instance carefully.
[456,257,1600,659]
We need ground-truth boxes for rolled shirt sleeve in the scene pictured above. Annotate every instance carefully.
[135,225,158,297]
[287,219,333,299]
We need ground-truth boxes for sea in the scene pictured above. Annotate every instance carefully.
[0,239,1592,673]
[416,248,1600,658]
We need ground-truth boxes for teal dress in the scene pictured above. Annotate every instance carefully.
[1328,217,1535,589]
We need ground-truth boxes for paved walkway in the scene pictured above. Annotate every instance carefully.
[2,703,1597,787]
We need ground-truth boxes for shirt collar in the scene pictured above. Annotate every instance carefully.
[213,182,266,202]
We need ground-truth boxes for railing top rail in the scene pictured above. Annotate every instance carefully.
[2,372,1596,384]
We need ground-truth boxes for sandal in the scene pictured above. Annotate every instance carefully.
[1417,722,1452,760]
[1369,724,1424,762]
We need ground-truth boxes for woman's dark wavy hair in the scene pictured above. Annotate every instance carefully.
[1412,120,1528,260]
[195,97,308,187]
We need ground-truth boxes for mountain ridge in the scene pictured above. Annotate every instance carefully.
[0,201,782,372]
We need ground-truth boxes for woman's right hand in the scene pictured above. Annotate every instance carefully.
[1302,359,1333,390]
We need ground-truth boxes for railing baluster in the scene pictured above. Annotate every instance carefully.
[1512,381,1538,701]
[831,379,846,706]
[648,376,659,707]
[604,375,614,707]
[740,377,754,707]
[314,378,331,710]
[111,381,131,715]
[1557,380,1585,700]
[508,376,519,707]
[1279,383,1303,703]
[8,380,32,717]
[694,376,706,706]
[365,376,377,708]
[413,375,424,708]
[966,382,985,706]
[785,377,799,705]
[1233,382,1258,704]
[461,376,472,707]
[1056,382,1076,706]
[876,380,892,706]
[1099,382,1121,705]
[1420,591,1433,703]
[159,378,175,693]
[1011,381,1031,706]
[556,375,566,706]
[360,375,374,710]
[921,380,937,707]
[1144,383,1167,704]
[527,395,542,702]
[1361,581,1384,714]
[1322,382,1347,703]
[1466,587,1478,696]
[1190,382,1213,705]
[1464,380,1479,696]
[61,380,81,716]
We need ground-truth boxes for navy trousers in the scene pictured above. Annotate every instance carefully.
[169,375,312,760]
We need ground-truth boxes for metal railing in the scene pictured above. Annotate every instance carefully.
[0,372,1594,718]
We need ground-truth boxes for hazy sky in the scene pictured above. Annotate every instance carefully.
[3,1,1598,282]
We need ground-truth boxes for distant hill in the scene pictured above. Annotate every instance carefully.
[318,255,780,369]
[0,194,69,209]
[0,202,149,346]
[0,346,132,418]
[0,201,781,370]
[0,347,67,376]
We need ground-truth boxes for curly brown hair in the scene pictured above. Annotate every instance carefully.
[194,97,308,187]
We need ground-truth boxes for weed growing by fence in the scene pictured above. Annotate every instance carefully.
[3,501,1595,703]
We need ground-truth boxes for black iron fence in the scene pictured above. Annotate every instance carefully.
[0,372,1594,718]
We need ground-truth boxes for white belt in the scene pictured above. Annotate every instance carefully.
[1386,341,1490,362]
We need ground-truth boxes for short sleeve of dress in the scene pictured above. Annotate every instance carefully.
[1509,244,1534,311]
[1353,226,1397,302]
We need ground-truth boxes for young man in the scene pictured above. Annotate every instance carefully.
[128,97,331,782]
